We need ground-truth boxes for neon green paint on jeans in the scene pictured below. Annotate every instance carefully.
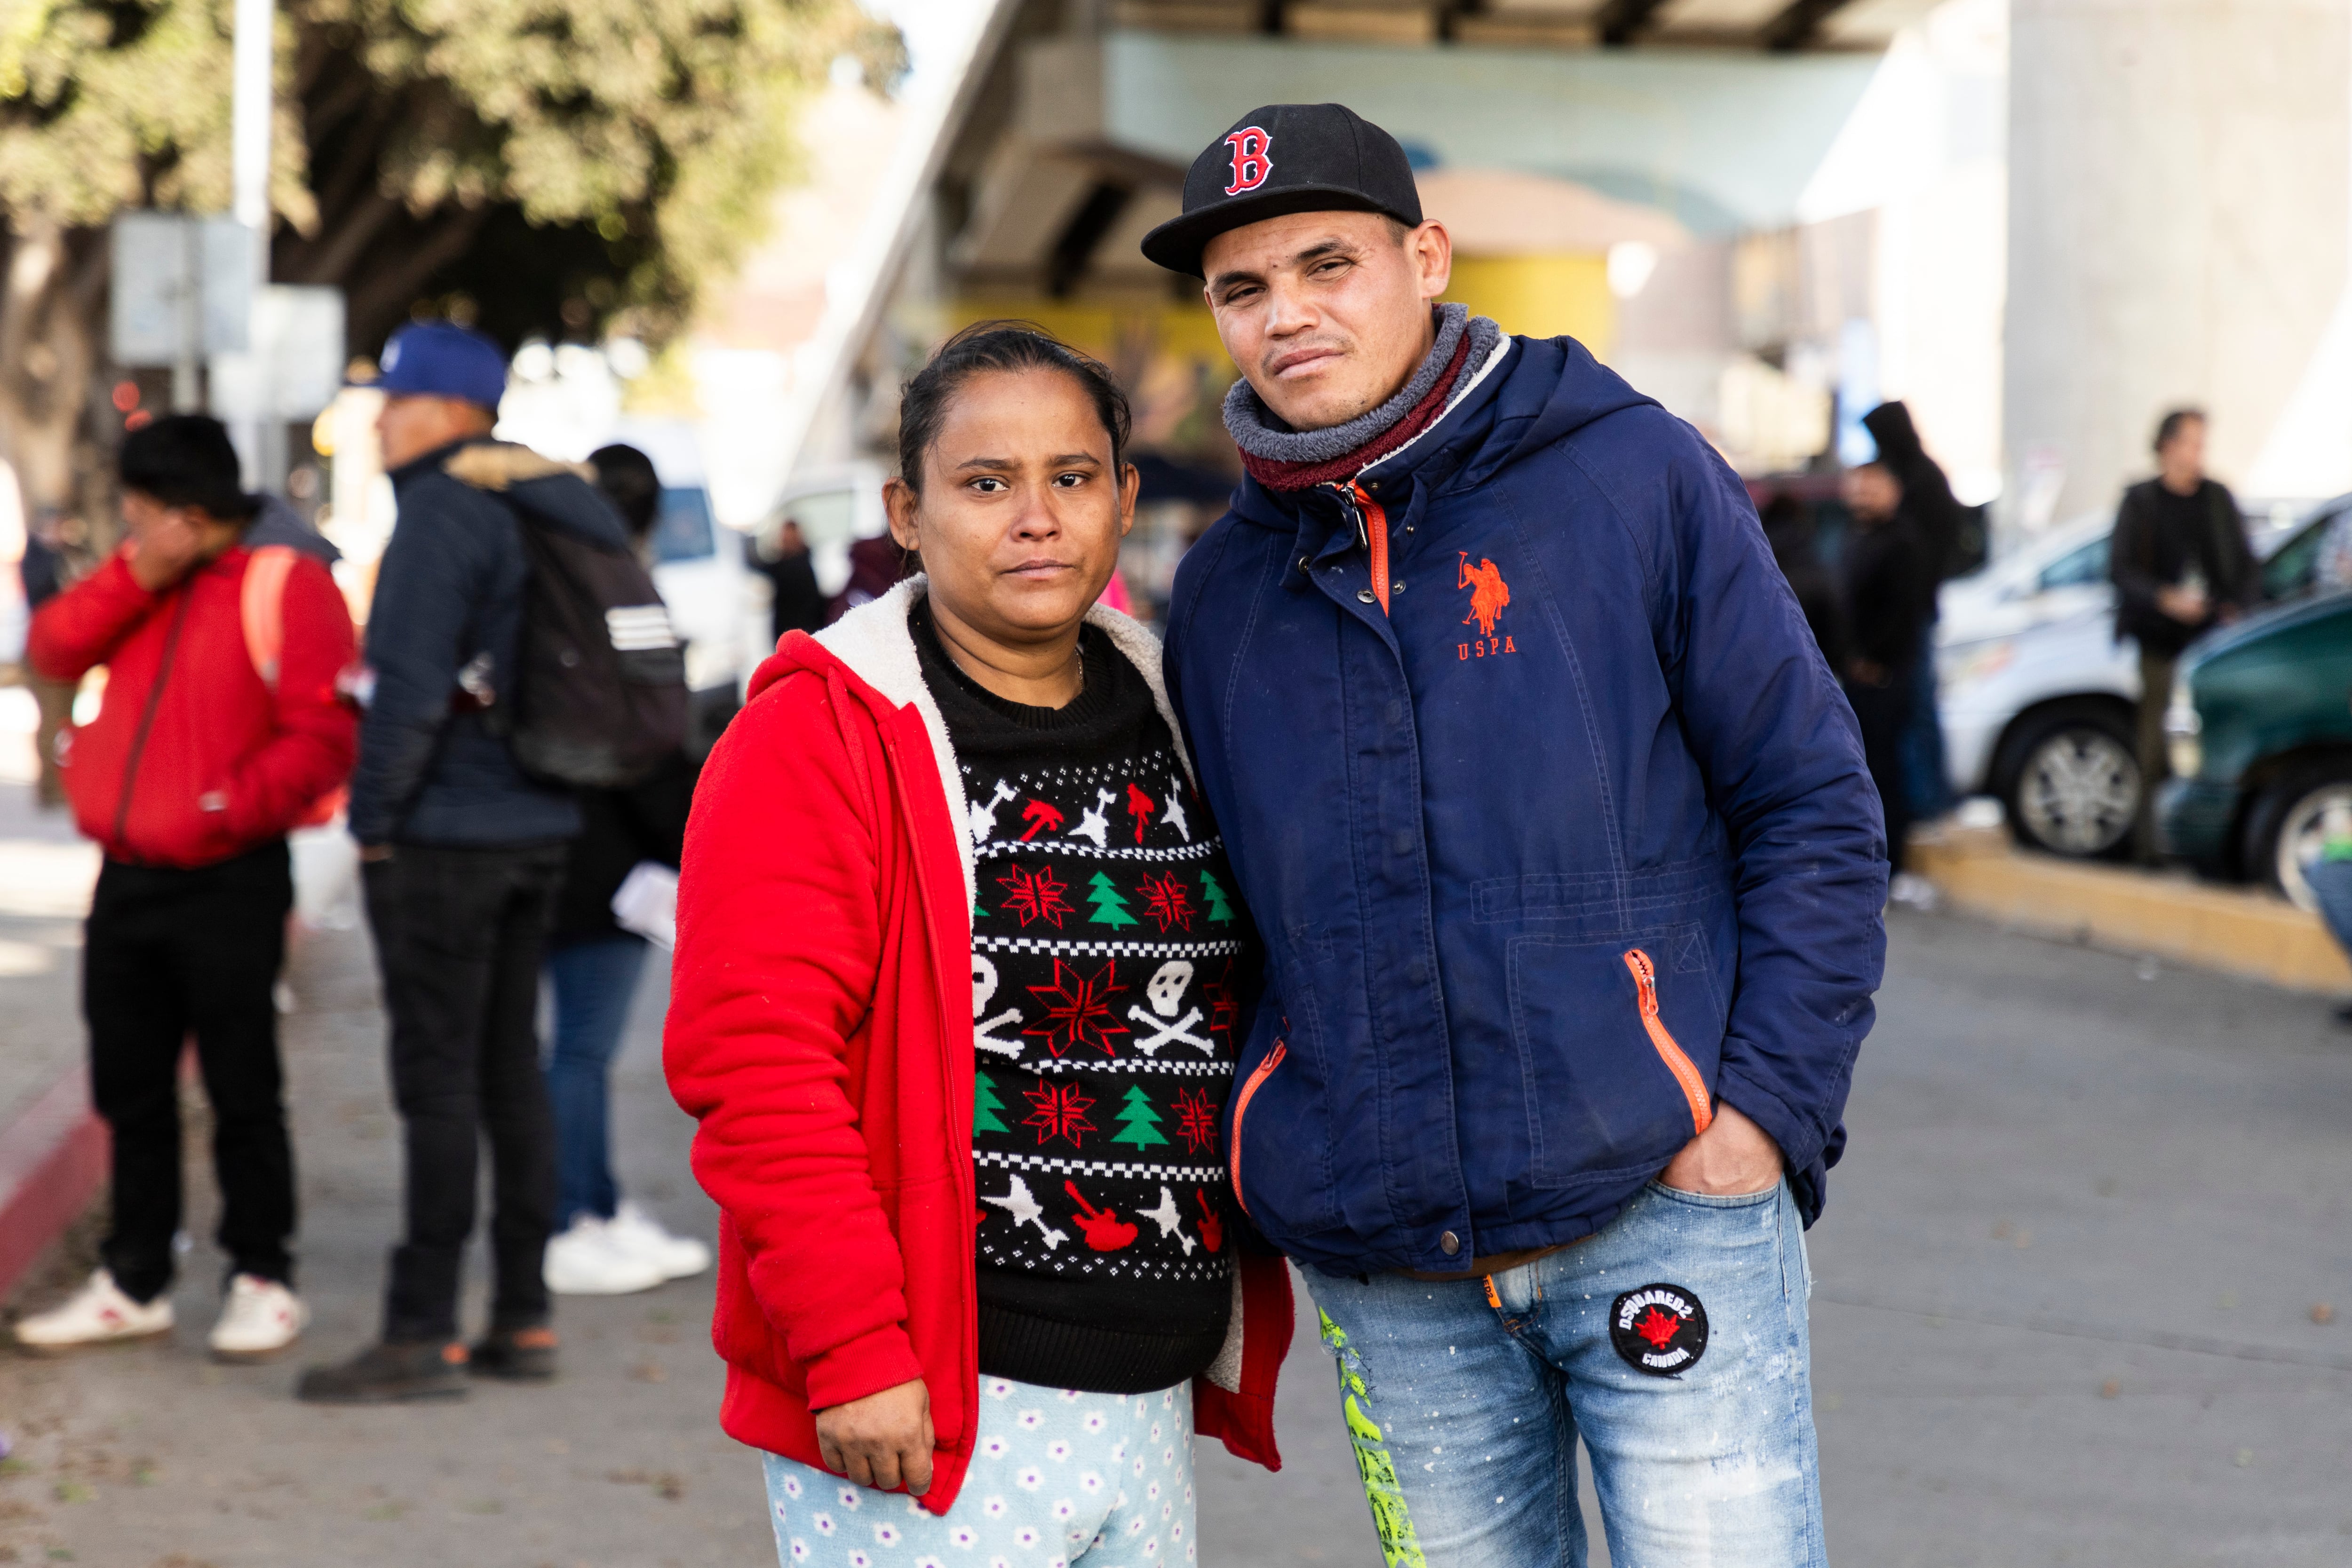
[1322,1308,1426,1568]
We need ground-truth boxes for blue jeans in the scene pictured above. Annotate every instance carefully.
[2308,857,2352,956]
[543,935,649,1227]
[1304,1179,1823,1568]
[1901,626,1955,822]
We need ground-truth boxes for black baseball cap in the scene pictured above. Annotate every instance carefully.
[1141,103,1424,279]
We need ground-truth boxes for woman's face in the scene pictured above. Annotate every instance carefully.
[886,367,1137,648]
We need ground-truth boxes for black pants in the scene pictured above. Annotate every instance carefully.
[86,841,296,1304]
[363,842,567,1343]
[1846,673,1917,876]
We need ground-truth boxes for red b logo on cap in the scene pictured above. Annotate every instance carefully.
[1224,127,1273,195]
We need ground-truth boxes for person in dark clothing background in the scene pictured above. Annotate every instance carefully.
[2111,407,2257,862]
[17,507,77,808]
[1761,492,1848,676]
[825,531,915,624]
[1861,402,1968,578]
[1841,461,1936,891]
[1862,400,1966,826]
[755,516,827,648]
[302,322,626,1404]
[536,443,710,1298]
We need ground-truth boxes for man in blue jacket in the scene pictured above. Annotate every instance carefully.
[1146,106,1884,1566]
[302,323,628,1403]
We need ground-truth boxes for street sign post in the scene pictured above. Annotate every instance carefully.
[108,214,254,408]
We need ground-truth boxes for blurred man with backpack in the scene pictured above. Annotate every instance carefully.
[14,415,357,1361]
[300,322,668,1402]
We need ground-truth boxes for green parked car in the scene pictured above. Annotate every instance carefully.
[2159,586,2352,908]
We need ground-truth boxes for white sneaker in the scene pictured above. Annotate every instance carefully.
[12,1269,174,1353]
[543,1215,667,1296]
[608,1201,712,1281]
[207,1274,309,1362]
[1889,872,1940,911]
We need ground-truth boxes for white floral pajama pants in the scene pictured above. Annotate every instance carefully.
[763,1377,1198,1568]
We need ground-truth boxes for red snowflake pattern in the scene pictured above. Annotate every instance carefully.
[1136,871,1196,934]
[995,864,1073,929]
[1201,958,1240,1047]
[1174,1086,1220,1156]
[1024,959,1129,1058]
[1022,1079,1096,1149]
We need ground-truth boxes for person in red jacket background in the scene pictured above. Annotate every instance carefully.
[664,325,1290,1563]
[12,415,356,1363]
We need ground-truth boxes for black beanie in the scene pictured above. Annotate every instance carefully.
[119,415,259,520]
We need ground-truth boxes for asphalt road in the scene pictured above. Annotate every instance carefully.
[6,906,2352,1565]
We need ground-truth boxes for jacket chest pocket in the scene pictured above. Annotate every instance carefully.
[1506,924,1724,1189]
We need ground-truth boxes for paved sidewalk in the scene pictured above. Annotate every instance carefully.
[8,869,2352,1564]
[0,913,767,1566]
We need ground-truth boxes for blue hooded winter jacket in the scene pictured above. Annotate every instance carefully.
[1164,333,1886,1278]
[349,439,625,848]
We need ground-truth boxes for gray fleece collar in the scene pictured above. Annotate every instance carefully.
[1221,302,1500,465]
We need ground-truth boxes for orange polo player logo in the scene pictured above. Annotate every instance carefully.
[1457,552,1518,660]
[1459,552,1510,637]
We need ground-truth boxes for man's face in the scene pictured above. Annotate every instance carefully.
[119,488,240,563]
[2159,417,2207,488]
[1843,465,1901,524]
[376,393,493,470]
[1202,210,1452,434]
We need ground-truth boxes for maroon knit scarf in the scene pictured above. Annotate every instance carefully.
[1237,328,1477,494]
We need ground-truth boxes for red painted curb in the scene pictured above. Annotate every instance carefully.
[0,1067,109,1301]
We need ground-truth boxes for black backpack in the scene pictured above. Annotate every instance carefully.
[446,444,688,788]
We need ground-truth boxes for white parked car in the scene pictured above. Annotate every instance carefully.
[1936,499,2343,859]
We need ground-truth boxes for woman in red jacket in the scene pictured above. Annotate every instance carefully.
[664,324,1290,1564]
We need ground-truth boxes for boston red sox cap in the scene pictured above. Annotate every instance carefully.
[1141,103,1424,279]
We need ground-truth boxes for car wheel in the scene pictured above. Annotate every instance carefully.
[1998,705,2141,859]
[2242,765,2352,912]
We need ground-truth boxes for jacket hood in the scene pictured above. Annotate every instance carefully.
[246,494,342,564]
[442,441,631,549]
[1861,400,1925,467]
[1229,334,1657,532]
[749,577,1193,910]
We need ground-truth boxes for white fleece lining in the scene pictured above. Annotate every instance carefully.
[812,577,1198,927]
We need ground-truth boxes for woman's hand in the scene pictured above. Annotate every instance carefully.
[815,1378,935,1495]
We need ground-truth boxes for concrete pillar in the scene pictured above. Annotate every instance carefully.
[2005,0,2350,531]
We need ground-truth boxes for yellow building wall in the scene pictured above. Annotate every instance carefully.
[1443,254,1615,357]
[925,255,1616,441]
[941,254,1615,372]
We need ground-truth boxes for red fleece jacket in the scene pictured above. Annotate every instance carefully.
[663,585,1289,1515]
[29,546,357,867]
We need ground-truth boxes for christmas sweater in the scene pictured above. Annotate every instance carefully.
[911,600,1256,1395]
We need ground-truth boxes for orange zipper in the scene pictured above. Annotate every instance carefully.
[1623,949,1713,1135]
[1351,483,1391,616]
[1227,1039,1287,1218]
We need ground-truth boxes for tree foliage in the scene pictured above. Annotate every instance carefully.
[0,0,900,512]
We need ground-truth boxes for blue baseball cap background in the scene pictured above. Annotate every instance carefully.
[374,321,508,410]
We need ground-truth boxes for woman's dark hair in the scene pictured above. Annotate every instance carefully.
[589,443,662,541]
[119,414,257,521]
[2153,407,2206,454]
[896,321,1132,493]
